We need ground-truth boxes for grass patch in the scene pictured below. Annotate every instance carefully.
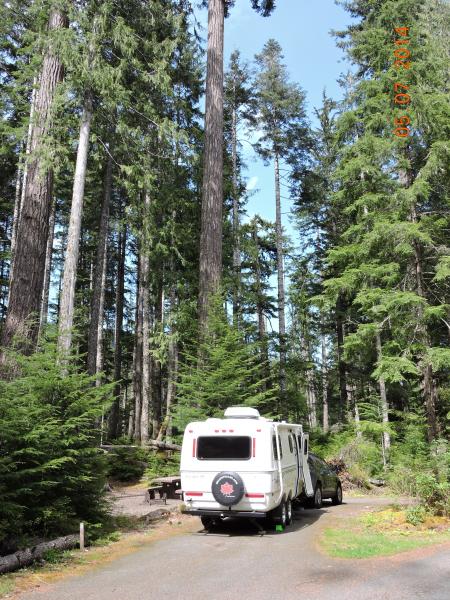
[321,506,450,559]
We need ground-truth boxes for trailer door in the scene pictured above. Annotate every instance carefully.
[297,433,314,496]
[293,433,302,497]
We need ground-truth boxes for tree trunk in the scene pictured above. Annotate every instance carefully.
[164,326,178,443]
[375,329,390,457]
[253,220,269,391]
[1,10,67,352]
[375,331,391,459]
[410,203,439,441]
[335,299,348,422]
[198,0,225,332]
[95,243,107,385]
[354,396,362,439]
[10,78,38,278]
[109,221,126,439]
[274,152,287,410]
[38,196,56,335]
[151,285,163,437]
[0,535,79,575]
[58,93,94,356]
[87,154,113,376]
[133,252,143,442]
[302,334,317,428]
[321,328,329,433]
[231,97,241,326]
[140,203,151,444]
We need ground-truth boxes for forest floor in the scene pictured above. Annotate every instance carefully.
[4,495,449,600]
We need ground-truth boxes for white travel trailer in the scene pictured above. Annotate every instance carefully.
[180,406,316,528]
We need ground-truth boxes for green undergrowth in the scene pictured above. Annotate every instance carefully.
[321,506,450,559]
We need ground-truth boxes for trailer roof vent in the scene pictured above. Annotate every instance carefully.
[224,407,261,419]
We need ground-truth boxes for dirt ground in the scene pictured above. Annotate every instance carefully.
[108,486,182,518]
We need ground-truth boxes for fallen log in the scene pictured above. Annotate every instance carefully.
[0,534,79,575]
[369,478,386,487]
[100,440,181,452]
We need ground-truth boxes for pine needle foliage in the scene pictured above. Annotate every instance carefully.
[0,338,113,551]
[172,295,276,433]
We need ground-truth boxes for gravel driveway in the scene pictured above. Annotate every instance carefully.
[16,497,450,600]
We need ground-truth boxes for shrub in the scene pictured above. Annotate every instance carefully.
[405,505,428,526]
[107,447,149,482]
[145,451,180,481]
[0,342,113,552]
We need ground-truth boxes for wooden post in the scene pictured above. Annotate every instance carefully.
[79,522,85,551]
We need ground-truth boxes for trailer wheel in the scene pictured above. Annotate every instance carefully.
[201,516,220,529]
[331,482,343,505]
[286,497,292,525]
[270,499,287,527]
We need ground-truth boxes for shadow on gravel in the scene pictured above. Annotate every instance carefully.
[191,501,345,537]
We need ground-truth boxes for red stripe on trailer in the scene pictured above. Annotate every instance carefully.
[245,493,264,498]
[185,492,203,496]
[252,438,256,457]
[192,438,196,457]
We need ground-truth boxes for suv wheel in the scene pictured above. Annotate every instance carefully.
[331,482,343,505]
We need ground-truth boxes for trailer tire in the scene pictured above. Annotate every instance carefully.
[331,482,343,505]
[201,516,220,529]
[270,499,288,527]
[286,497,293,525]
[211,472,245,506]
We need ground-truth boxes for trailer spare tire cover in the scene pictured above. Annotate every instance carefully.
[211,472,245,506]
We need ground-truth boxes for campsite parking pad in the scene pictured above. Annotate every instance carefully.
[16,497,450,600]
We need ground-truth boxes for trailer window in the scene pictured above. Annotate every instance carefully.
[197,436,251,460]
[288,434,294,454]
[272,435,283,460]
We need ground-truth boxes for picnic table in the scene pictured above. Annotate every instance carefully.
[149,476,181,500]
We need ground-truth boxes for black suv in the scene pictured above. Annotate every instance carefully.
[304,453,343,509]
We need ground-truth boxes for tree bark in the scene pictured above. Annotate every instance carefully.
[335,298,348,421]
[95,242,107,384]
[140,200,151,444]
[198,0,225,332]
[10,78,38,279]
[39,196,56,335]
[321,327,329,433]
[253,220,269,391]
[231,95,241,326]
[58,93,94,356]
[164,326,178,443]
[109,221,126,439]
[410,203,439,441]
[133,251,143,442]
[152,286,164,437]
[0,535,79,575]
[1,10,67,352]
[87,154,113,376]
[375,329,390,458]
[274,152,287,410]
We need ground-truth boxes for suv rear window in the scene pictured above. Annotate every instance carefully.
[197,436,251,460]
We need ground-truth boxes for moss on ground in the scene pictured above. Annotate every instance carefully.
[320,506,450,559]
